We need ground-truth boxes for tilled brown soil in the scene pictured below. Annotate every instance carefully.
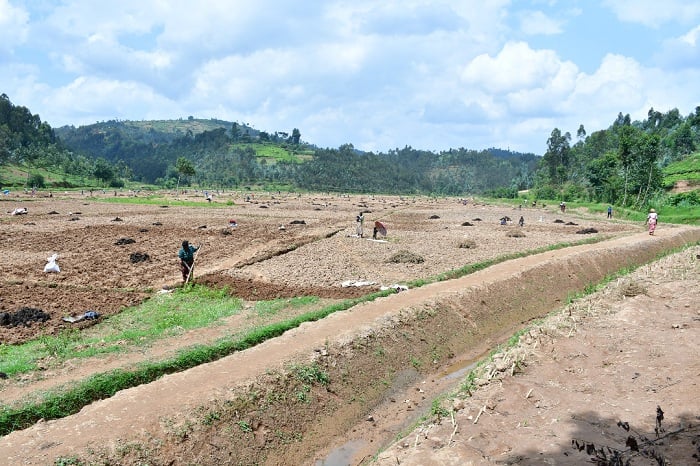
[0,191,697,466]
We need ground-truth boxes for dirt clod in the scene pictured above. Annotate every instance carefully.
[129,252,150,263]
[388,250,425,264]
[577,227,598,234]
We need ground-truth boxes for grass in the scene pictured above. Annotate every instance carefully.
[0,164,100,189]
[232,142,305,163]
[0,237,684,436]
[0,285,242,377]
[253,296,319,317]
[662,152,700,186]
[92,195,232,208]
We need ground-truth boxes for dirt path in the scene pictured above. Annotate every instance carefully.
[1,226,697,465]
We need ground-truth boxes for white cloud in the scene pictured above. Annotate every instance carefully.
[461,41,577,96]
[602,0,700,28]
[519,10,563,35]
[0,0,29,53]
[47,76,180,125]
[572,54,645,106]
[655,25,700,70]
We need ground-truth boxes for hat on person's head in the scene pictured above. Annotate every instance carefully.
[649,208,656,213]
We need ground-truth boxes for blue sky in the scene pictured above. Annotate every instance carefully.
[1,0,699,155]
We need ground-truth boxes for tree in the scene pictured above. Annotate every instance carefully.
[230,123,241,141]
[542,128,571,185]
[175,156,195,196]
[93,157,115,185]
[291,128,301,145]
[633,133,661,207]
[576,124,586,141]
[671,122,695,157]
[617,124,637,206]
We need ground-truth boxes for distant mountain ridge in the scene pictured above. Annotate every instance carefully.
[55,118,255,145]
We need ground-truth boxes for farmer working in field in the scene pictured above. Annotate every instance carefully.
[178,240,199,282]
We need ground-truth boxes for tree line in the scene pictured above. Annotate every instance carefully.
[535,107,699,208]
[52,116,540,195]
[1,92,698,208]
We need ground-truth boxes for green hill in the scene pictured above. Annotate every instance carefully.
[662,152,700,190]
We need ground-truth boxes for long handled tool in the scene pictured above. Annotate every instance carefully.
[184,244,202,285]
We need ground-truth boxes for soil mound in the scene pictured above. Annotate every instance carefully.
[0,307,51,327]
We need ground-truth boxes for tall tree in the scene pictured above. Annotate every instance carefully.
[542,128,571,185]
[291,128,301,145]
[93,157,115,185]
[175,156,195,197]
[634,133,661,207]
[576,124,586,140]
[617,124,637,206]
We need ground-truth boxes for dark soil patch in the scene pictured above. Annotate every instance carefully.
[115,238,136,245]
[577,228,599,234]
[388,250,425,264]
[0,307,51,327]
[197,274,374,300]
[129,252,150,263]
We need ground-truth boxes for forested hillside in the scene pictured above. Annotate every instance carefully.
[532,107,700,210]
[0,94,99,188]
[54,118,539,195]
[2,92,699,211]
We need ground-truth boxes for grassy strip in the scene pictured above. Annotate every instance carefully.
[91,196,234,207]
[0,236,616,436]
[0,285,243,376]
[0,292,390,436]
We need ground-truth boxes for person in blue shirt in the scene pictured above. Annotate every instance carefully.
[178,240,199,282]
[607,205,613,219]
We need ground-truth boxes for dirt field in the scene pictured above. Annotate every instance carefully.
[0,190,698,465]
[0,190,633,345]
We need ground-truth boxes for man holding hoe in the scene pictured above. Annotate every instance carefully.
[178,240,200,283]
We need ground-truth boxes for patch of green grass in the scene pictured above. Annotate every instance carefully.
[254,296,318,317]
[54,457,84,466]
[233,142,303,163]
[0,163,100,189]
[237,420,253,433]
[430,398,450,418]
[93,196,229,208]
[0,285,243,377]
[291,363,330,386]
[663,152,700,177]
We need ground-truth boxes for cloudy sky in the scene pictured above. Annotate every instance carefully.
[1,1,699,154]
